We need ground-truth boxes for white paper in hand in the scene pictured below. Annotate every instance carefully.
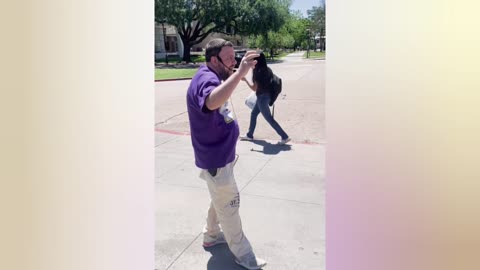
[245,92,257,110]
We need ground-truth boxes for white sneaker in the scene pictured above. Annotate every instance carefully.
[278,137,291,145]
[202,232,227,247]
[235,252,267,270]
[240,134,253,141]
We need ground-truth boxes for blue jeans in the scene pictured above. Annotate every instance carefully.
[247,93,289,140]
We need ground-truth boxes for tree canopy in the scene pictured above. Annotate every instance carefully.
[155,0,290,62]
[307,0,326,50]
[155,0,325,62]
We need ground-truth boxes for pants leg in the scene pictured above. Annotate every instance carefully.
[247,100,261,138]
[203,201,221,236]
[199,162,253,259]
[256,94,289,139]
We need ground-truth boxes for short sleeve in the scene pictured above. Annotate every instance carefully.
[196,75,220,113]
[187,65,221,113]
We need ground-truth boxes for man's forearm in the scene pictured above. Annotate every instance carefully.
[205,72,243,110]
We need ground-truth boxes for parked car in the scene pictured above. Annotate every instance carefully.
[234,50,247,68]
[234,49,264,68]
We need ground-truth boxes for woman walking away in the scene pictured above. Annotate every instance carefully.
[241,52,291,145]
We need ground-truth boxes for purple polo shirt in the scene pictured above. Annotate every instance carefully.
[186,65,239,169]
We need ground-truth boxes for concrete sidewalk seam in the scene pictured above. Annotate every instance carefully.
[155,137,179,148]
[165,232,202,270]
[239,155,274,193]
[155,111,188,126]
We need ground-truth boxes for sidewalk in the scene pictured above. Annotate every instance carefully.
[155,131,325,270]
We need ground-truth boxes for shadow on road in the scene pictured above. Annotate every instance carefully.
[266,59,285,65]
[205,244,257,270]
[243,139,292,155]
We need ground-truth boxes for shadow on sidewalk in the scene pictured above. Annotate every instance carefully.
[247,139,292,155]
[267,59,285,65]
[204,245,256,270]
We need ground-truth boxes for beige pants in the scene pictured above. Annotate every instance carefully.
[199,160,253,258]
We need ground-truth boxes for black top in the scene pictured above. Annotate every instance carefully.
[252,66,273,96]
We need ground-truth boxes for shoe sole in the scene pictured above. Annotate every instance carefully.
[202,240,227,248]
[234,259,267,270]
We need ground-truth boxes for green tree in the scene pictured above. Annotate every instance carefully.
[281,12,310,50]
[242,0,290,58]
[155,0,291,62]
[155,0,243,62]
[307,0,326,51]
[280,33,295,49]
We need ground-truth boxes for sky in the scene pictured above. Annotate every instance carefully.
[290,0,322,18]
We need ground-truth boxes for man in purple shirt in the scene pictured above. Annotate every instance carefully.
[186,39,266,270]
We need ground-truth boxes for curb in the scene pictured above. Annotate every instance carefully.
[155,78,193,82]
[154,128,324,145]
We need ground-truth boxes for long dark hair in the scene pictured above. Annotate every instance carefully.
[252,52,273,90]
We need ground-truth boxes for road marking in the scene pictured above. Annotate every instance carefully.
[155,128,190,136]
[155,128,324,145]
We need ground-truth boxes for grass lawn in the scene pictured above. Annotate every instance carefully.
[155,55,206,64]
[154,50,295,80]
[155,68,197,80]
[304,51,325,58]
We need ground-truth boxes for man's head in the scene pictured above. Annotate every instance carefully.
[205,39,235,80]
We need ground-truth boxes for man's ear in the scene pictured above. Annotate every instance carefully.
[210,56,218,65]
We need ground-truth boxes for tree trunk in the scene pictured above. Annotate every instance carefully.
[182,41,192,63]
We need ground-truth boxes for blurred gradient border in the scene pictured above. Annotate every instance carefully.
[2,0,480,270]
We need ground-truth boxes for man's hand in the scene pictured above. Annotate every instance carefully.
[236,51,260,78]
[204,51,259,111]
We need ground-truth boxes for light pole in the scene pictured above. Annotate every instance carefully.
[159,19,168,65]
[306,28,310,58]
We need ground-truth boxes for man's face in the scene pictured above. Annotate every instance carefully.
[215,46,236,80]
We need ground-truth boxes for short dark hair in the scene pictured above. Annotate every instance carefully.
[205,39,233,62]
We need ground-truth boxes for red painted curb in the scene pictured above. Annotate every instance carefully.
[154,128,323,145]
[155,128,190,136]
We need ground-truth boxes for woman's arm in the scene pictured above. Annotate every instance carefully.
[242,77,257,91]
